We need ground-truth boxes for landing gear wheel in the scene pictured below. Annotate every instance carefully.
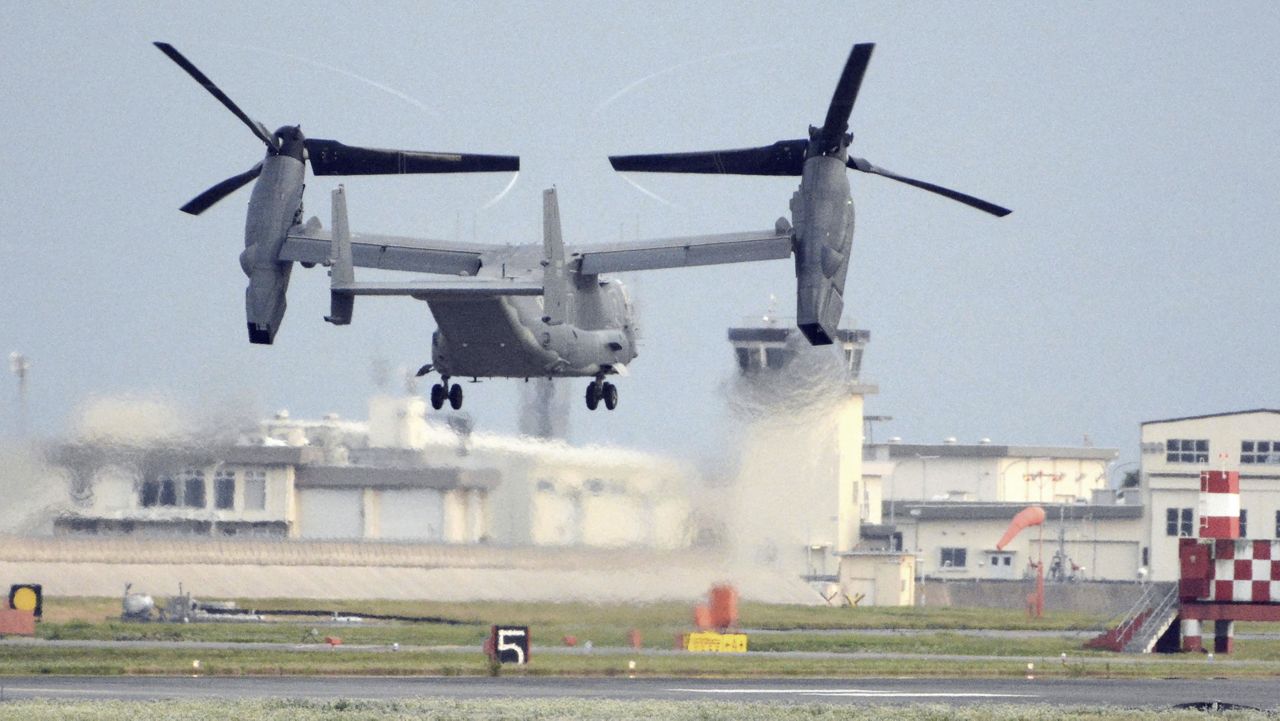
[448,383,463,410]
[602,382,618,410]
[430,384,446,410]
[585,382,600,411]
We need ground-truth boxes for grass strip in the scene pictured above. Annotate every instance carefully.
[1,645,1277,679]
[0,697,1273,720]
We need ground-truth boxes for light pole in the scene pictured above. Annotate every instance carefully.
[909,507,924,605]
[9,352,30,438]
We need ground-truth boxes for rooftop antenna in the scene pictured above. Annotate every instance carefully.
[9,352,29,437]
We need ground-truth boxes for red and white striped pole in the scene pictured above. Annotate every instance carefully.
[1198,470,1240,539]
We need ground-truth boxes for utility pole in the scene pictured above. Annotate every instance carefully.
[9,352,30,438]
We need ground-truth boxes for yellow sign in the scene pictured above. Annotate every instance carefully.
[686,632,748,653]
[10,585,39,615]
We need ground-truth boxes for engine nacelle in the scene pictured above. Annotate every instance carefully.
[242,154,305,344]
[791,155,854,345]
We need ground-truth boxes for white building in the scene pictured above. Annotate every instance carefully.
[47,395,694,549]
[1140,409,1280,581]
[857,440,1136,581]
[879,501,1144,582]
[865,441,1118,513]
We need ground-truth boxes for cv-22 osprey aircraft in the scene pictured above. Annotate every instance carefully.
[157,42,1009,412]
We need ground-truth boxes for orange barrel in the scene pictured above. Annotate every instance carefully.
[709,584,739,629]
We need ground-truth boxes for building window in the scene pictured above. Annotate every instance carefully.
[1165,439,1208,464]
[140,479,160,508]
[844,347,864,376]
[735,348,761,372]
[988,552,1013,567]
[214,470,235,510]
[1275,510,1280,538]
[1166,507,1194,537]
[181,469,206,509]
[159,475,178,507]
[940,547,967,568]
[1240,509,1248,538]
[1241,440,1280,464]
[764,348,787,370]
[244,470,266,510]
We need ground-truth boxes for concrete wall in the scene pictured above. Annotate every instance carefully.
[0,535,820,604]
[916,578,1152,615]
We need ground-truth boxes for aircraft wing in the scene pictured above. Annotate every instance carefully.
[282,223,507,276]
[331,280,542,299]
[573,223,793,275]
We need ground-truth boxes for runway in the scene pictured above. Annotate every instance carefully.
[1,675,1275,709]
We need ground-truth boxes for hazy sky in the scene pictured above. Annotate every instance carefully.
[4,2,1279,470]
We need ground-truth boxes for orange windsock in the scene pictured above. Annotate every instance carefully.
[996,505,1046,550]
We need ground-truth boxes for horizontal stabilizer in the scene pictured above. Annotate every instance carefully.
[576,228,793,275]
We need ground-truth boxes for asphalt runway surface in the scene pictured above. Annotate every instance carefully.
[1,675,1276,709]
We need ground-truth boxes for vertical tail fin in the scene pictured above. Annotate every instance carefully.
[541,187,569,325]
[325,185,355,325]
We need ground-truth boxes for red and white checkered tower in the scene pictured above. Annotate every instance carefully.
[1178,469,1280,654]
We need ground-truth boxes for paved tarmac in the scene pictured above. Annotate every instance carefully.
[0,675,1276,709]
[0,637,1270,671]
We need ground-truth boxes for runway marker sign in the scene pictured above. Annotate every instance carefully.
[488,625,529,665]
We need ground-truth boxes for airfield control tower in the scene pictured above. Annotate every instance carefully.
[725,317,876,574]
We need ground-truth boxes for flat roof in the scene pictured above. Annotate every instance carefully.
[880,501,1143,522]
[48,443,324,468]
[875,443,1118,461]
[296,465,500,490]
[1141,409,1280,426]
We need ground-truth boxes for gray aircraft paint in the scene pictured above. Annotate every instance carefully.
[156,40,1004,412]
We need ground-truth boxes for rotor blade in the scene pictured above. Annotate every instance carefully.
[180,162,263,215]
[304,139,519,176]
[154,42,276,149]
[848,157,1011,217]
[820,43,875,144]
[609,140,808,176]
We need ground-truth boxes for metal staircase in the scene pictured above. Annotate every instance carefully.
[1086,582,1179,653]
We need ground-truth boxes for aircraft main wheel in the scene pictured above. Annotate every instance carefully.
[585,382,600,410]
[448,383,463,410]
[430,384,446,410]
[602,382,618,410]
